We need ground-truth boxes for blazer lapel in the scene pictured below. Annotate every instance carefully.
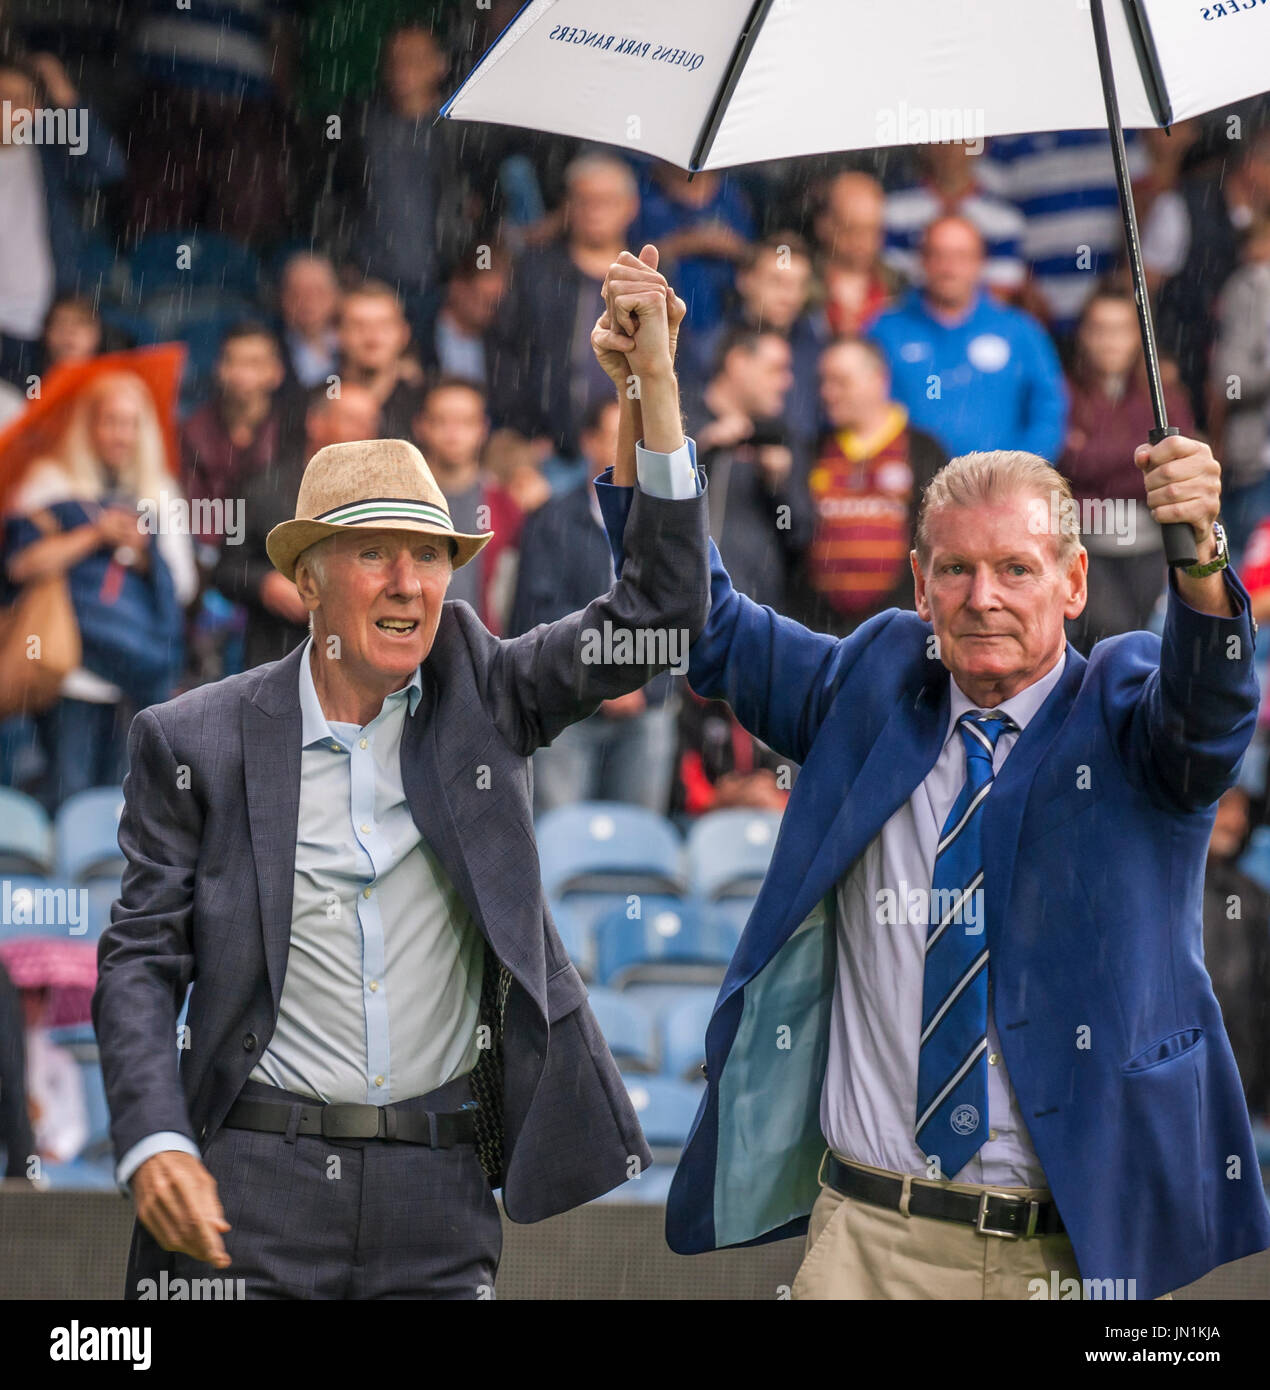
[242,644,305,1015]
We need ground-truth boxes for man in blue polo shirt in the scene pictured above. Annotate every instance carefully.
[870,215,1067,464]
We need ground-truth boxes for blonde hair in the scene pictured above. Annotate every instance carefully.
[915,450,1082,567]
[55,371,173,506]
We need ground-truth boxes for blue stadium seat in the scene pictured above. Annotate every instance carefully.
[706,895,756,942]
[587,988,658,1073]
[550,890,631,940]
[0,788,53,875]
[590,1163,675,1205]
[660,987,718,1080]
[547,899,594,979]
[595,897,732,990]
[620,1074,704,1150]
[39,1157,117,1190]
[85,879,119,940]
[686,808,782,900]
[536,802,684,899]
[55,787,125,882]
[0,877,94,941]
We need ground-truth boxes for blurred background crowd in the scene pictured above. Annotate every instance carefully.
[0,0,1267,1178]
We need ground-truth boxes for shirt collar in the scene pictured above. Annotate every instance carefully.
[298,636,423,749]
[944,645,1067,750]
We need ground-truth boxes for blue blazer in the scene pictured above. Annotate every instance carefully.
[598,478,1270,1301]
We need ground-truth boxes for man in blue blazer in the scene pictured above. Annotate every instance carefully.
[595,252,1270,1301]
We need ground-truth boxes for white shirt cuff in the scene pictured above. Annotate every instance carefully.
[635,436,701,500]
[117,1131,201,1191]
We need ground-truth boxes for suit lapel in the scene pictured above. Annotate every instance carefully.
[242,644,305,1015]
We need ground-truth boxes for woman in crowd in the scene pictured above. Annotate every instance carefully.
[3,372,196,807]
[1059,286,1194,651]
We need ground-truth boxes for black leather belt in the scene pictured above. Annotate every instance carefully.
[224,1097,478,1147]
[825,1153,1065,1239]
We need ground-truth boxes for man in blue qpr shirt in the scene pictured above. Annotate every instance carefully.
[869,216,1067,465]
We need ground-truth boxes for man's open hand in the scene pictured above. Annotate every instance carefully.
[132,1150,232,1268]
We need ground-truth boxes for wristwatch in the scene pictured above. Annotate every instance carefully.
[1181,520,1228,579]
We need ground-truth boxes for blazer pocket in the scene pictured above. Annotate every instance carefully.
[545,960,589,1023]
[1021,788,1098,843]
[1122,1027,1205,1074]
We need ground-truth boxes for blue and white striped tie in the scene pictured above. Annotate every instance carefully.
[915,710,1017,1177]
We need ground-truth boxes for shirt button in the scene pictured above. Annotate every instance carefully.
[359,738,368,749]
[363,886,372,899]
[360,824,370,834]
[374,1075,384,1088]
[368,980,378,992]
[988,1053,999,1065]
[989,1129,999,1141]
[329,743,340,752]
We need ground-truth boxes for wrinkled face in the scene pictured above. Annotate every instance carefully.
[566,169,638,248]
[413,386,487,470]
[297,529,453,687]
[737,252,811,331]
[922,221,985,308]
[913,492,1086,704]
[819,342,889,428]
[90,391,143,474]
[44,306,100,365]
[339,294,409,374]
[281,260,340,336]
[217,335,284,403]
[727,336,794,420]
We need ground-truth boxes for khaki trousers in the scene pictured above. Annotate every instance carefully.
[792,1154,1153,1301]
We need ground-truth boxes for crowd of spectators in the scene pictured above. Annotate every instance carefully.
[0,8,1267,840]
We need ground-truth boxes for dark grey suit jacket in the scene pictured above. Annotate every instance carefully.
[93,482,709,1289]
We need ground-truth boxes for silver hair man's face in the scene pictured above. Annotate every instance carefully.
[912,489,1087,707]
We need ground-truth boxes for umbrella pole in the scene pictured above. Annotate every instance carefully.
[1088,0,1194,567]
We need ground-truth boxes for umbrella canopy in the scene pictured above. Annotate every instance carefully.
[442,0,1269,172]
[0,343,185,516]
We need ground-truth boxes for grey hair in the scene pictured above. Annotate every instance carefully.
[914,450,1082,567]
[564,150,638,199]
[294,535,337,635]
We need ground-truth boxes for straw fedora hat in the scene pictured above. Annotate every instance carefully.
[265,438,494,582]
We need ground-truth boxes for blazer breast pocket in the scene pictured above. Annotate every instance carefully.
[1122,1027,1205,1075]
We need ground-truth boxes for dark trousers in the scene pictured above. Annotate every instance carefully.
[173,1074,501,1299]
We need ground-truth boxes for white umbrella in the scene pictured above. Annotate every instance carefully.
[444,0,1270,566]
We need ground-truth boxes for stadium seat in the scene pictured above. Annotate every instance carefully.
[595,897,733,990]
[85,879,120,940]
[686,808,782,901]
[660,987,718,1080]
[55,788,125,882]
[590,1163,675,1205]
[536,802,684,898]
[547,899,594,979]
[129,230,261,298]
[620,1074,704,1150]
[0,788,54,875]
[587,988,658,1073]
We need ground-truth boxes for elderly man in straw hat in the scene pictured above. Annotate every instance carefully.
[93,246,705,1299]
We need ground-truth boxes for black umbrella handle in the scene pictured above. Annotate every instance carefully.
[1089,0,1196,569]
[1148,427,1197,569]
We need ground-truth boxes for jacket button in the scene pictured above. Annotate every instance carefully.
[700,1062,708,1080]
[242,1032,257,1051]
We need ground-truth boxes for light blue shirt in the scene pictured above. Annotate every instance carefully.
[823,649,1069,1186]
[116,435,701,1189]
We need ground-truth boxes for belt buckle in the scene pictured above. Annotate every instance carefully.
[976,1191,1038,1239]
[321,1103,381,1139]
